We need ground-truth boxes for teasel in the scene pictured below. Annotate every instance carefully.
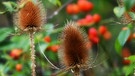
[117,0,135,24]
[57,21,92,76]
[14,0,45,76]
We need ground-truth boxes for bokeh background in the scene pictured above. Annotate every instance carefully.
[0,0,135,76]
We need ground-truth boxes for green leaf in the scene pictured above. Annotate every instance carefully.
[0,28,13,42]
[0,35,29,51]
[10,35,29,51]
[114,6,125,18]
[115,27,130,55]
[124,0,135,10]
[44,24,54,35]
[115,39,122,55]
[127,55,135,63]
[2,2,15,13]
[123,63,134,76]
[48,0,61,6]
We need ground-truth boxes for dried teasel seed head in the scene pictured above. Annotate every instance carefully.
[120,12,133,25]
[14,0,46,32]
[117,0,135,24]
[58,21,90,69]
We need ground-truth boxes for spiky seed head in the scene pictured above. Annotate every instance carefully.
[117,0,135,24]
[120,12,132,25]
[58,21,89,68]
[14,0,45,32]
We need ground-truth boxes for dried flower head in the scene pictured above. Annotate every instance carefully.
[58,21,90,75]
[118,0,135,24]
[120,12,132,24]
[14,0,45,32]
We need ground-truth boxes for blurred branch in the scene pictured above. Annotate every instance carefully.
[47,0,73,19]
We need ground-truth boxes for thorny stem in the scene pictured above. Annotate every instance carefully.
[29,31,36,76]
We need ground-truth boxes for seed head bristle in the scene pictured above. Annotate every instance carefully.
[59,21,89,68]
[117,0,135,24]
[14,0,45,32]
[120,12,132,24]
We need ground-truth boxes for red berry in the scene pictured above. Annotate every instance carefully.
[122,47,131,57]
[88,28,99,44]
[10,49,22,60]
[85,14,93,22]
[88,35,99,44]
[92,37,99,44]
[77,18,88,26]
[123,59,130,65]
[103,31,111,40]
[77,0,93,12]
[98,25,107,35]
[50,45,59,52]
[122,48,131,65]
[93,14,101,23]
[88,28,98,37]
[44,36,51,43]
[16,64,22,71]
[66,4,80,14]
[127,34,132,42]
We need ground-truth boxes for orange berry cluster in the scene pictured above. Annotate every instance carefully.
[88,25,112,44]
[66,0,93,14]
[44,36,59,52]
[77,14,101,26]
[10,49,22,60]
[66,0,101,26]
[16,64,23,72]
[9,49,23,71]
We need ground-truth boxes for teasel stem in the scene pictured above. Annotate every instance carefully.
[74,72,80,76]
[29,31,36,76]
[74,70,80,76]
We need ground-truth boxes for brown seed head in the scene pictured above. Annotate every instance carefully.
[14,0,45,32]
[120,12,132,24]
[117,0,135,24]
[59,21,89,68]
